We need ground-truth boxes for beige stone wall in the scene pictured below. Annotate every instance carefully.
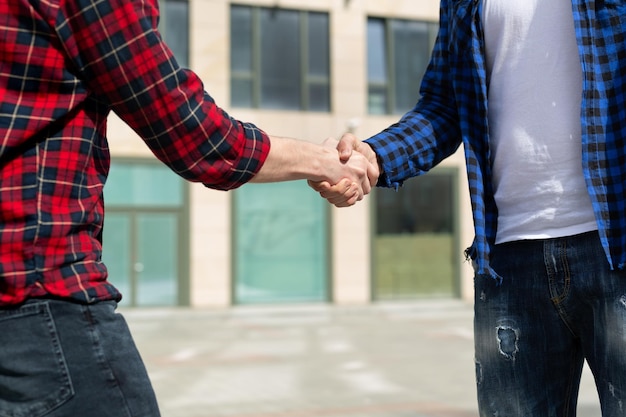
[107,0,474,307]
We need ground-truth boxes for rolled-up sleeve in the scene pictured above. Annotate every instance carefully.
[57,0,270,190]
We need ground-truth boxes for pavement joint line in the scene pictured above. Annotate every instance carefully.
[206,401,477,417]
[120,300,474,322]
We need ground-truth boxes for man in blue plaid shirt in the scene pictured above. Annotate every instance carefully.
[313,0,626,415]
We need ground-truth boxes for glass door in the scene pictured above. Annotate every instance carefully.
[101,160,187,307]
[102,212,179,307]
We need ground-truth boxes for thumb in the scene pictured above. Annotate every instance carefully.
[337,133,358,162]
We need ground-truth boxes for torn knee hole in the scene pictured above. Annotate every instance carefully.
[496,326,519,361]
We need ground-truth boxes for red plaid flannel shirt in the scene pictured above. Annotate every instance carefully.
[0,0,270,305]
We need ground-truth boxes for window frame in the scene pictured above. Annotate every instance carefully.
[231,181,332,305]
[230,5,331,112]
[370,167,462,300]
[159,0,190,68]
[367,16,438,115]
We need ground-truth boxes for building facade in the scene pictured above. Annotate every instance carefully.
[103,0,475,308]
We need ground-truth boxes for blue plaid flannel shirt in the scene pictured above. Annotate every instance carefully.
[365,0,626,279]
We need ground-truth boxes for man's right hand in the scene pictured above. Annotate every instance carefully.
[309,133,380,207]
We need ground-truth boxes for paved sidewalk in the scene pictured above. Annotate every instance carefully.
[123,300,601,417]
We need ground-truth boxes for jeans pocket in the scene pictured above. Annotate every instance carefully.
[0,301,74,417]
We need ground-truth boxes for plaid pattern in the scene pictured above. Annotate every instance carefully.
[366,0,626,278]
[0,0,270,305]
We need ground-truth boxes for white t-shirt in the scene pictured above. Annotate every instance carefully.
[481,0,597,244]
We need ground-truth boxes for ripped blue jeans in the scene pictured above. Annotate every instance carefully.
[474,231,626,416]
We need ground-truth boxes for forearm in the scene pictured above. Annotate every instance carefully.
[365,105,461,189]
[250,136,338,184]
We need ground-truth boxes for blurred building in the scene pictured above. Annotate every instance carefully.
[103,0,474,308]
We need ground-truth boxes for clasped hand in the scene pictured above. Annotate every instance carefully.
[310,133,380,207]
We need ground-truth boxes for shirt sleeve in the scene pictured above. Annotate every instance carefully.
[365,0,462,190]
[56,0,270,190]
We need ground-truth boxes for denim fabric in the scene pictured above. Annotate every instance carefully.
[0,299,160,417]
[474,231,626,416]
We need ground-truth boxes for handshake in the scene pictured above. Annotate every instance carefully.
[307,133,380,208]
[251,132,380,208]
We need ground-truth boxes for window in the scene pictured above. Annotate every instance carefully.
[234,182,329,304]
[373,169,459,300]
[367,17,438,115]
[159,0,190,68]
[230,5,331,111]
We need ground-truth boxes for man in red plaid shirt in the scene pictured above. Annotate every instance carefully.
[0,0,377,415]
